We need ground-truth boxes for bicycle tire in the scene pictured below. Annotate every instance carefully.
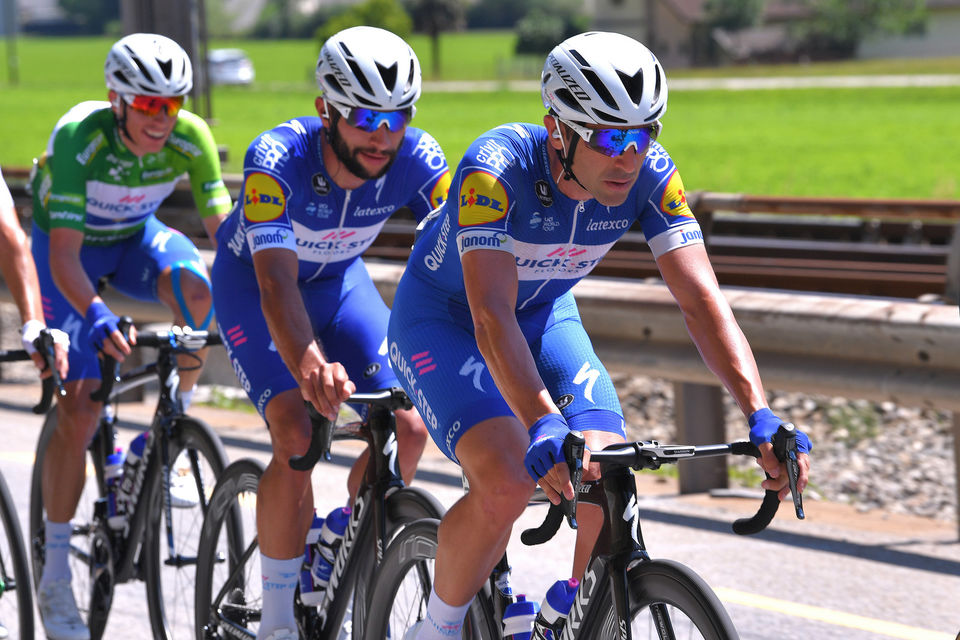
[335,486,445,640]
[362,518,499,640]
[591,559,739,640]
[194,458,263,640]
[0,469,34,640]
[142,416,232,640]
[29,408,111,640]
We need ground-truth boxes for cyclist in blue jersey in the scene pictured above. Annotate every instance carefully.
[0,167,69,380]
[387,32,813,639]
[29,34,232,640]
[210,26,450,640]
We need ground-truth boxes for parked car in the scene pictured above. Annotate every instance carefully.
[207,48,255,85]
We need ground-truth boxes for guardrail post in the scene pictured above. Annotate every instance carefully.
[674,382,727,494]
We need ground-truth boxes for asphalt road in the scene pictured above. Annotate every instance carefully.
[0,381,957,640]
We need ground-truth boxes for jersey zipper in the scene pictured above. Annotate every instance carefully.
[517,200,584,310]
[305,188,352,282]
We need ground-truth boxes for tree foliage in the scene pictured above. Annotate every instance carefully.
[315,0,413,44]
[514,0,589,55]
[465,0,532,29]
[703,0,764,31]
[403,0,464,78]
[794,0,927,57]
[58,0,120,34]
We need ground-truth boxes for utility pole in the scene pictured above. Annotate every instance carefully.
[2,0,19,85]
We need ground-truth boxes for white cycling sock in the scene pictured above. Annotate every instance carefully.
[416,585,470,639]
[41,520,72,585]
[256,554,301,640]
[180,385,197,411]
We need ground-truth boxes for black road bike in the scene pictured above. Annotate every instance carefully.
[195,387,445,640]
[0,329,64,640]
[364,425,805,640]
[29,321,231,640]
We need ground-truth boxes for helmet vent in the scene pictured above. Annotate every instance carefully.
[590,107,627,125]
[131,56,155,85]
[555,88,587,116]
[405,60,416,92]
[158,58,172,80]
[347,58,373,95]
[617,69,645,107]
[324,74,344,96]
[652,64,663,105]
[377,61,398,93]
[352,94,378,107]
[581,68,616,110]
[569,48,589,67]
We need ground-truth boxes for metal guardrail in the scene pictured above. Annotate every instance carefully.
[3,168,959,533]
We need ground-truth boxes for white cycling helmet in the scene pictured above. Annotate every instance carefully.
[541,31,667,127]
[105,33,193,96]
[316,26,421,112]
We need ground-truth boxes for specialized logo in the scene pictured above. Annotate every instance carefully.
[572,362,599,403]
[430,170,451,208]
[311,173,331,195]
[244,173,285,222]
[555,393,574,409]
[363,362,381,379]
[458,171,508,226]
[534,180,553,207]
[459,356,485,392]
[660,169,694,218]
[548,53,590,101]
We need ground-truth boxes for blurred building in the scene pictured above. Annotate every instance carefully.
[858,0,960,59]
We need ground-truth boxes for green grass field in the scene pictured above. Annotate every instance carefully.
[2,35,959,199]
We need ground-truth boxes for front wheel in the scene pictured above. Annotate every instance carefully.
[194,458,263,640]
[593,559,739,640]
[0,470,34,640]
[143,416,232,640]
[362,518,499,640]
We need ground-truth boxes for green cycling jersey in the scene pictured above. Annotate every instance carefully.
[31,101,232,245]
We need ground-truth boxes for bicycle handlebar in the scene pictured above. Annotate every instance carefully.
[521,424,805,545]
[90,317,223,403]
[0,329,67,413]
[288,387,413,472]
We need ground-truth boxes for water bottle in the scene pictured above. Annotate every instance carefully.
[299,510,325,606]
[117,431,149,513]
[105,449,126,530]
[311,506,351,591]
[532,578,579,640]
[502,594,539,639]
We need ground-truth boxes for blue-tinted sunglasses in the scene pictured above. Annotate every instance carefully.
[328,102,413,133]
[561,118,659,158]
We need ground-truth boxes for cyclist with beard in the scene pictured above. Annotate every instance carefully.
[211,26,450,640]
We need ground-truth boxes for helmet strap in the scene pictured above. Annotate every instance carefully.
[553,120,590,193]
[115,99,134,146]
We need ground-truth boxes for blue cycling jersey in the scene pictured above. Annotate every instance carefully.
[217,116,451,282]
[408,122,702,310]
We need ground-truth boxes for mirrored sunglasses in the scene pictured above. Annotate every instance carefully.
[333,104,412,133]
[563,119,657,158]
[123,94,185,117]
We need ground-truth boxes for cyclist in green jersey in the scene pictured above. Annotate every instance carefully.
[28,33,232,640]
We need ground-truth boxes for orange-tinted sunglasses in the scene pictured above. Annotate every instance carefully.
[123,94,185,117]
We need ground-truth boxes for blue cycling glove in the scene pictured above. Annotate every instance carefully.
[85,301,121,351]
[748,408,812,453]
[524,413,570,481]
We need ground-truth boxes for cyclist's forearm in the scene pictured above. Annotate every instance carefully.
[201,213,226,250]
[50,250,100,316]
[260,274,322,381]
[0,226,44,323]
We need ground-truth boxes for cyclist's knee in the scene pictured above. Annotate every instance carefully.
[395,408,428,447]
[472,467,533,524]
[265,398,313,464]
[159,261,213,330]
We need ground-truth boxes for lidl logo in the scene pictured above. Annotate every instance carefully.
[458,171,508,226]
[431,170,451,208]
[660,169,694,218]
[244,172,286,222]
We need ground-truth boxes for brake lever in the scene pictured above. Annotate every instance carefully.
[773,423,805,520]
[560,430,585,530]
